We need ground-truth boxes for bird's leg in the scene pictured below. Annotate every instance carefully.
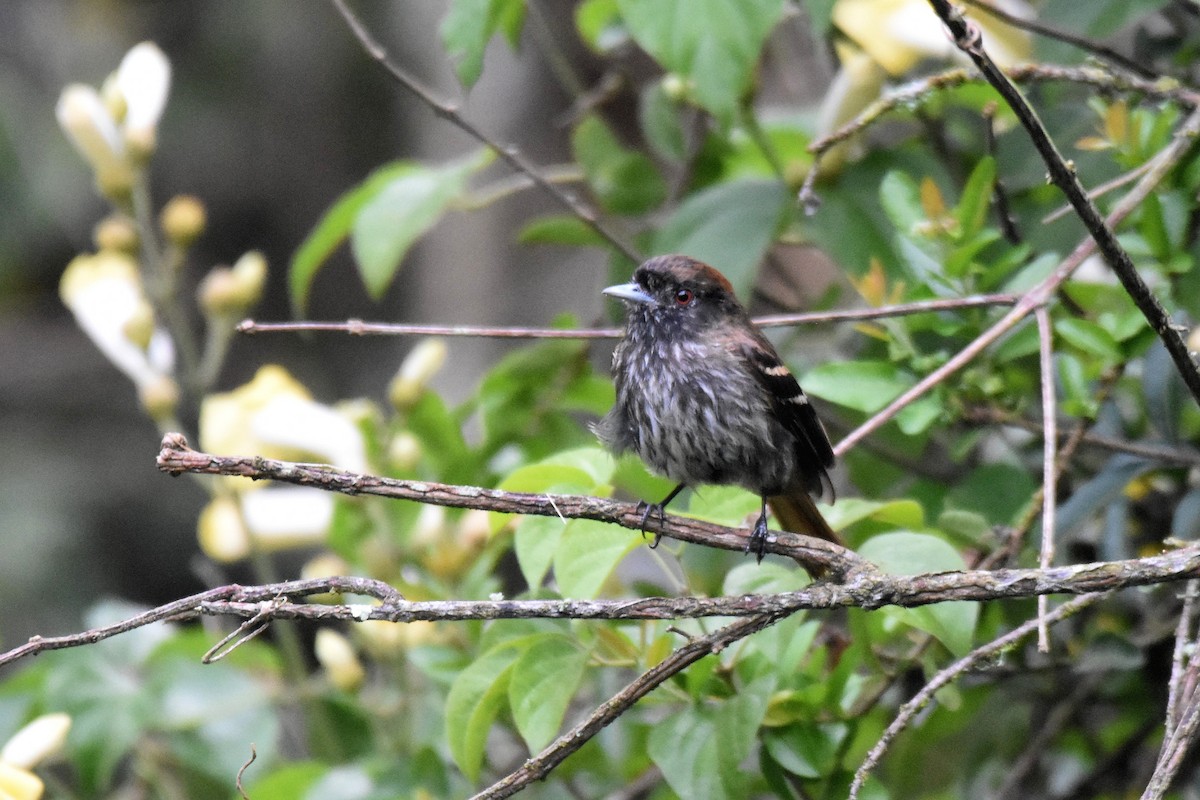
[746,496,770,563]
[636,483,686,548]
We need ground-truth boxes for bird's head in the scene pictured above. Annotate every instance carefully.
[603,255,745,335]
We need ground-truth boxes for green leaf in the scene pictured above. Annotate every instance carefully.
[858,532,978,655]
[351,151,492,299]
[955,156,997,239]
[647,680,773,799]
[290,162,413,314]
[801,360,914,414]
[825,497,925,531]
[653,178,788,300]
[617,0,786,123]
[517,214,607,247]
[762,722,848,778]
[640,80,687,160]
[440,0,527,87]
[514,515,566,588]
[508,636,589,752]
[244,762,327,799]
[1054,317,1123,364]
[445,645,520,781]
[572,115,666,214]
[554,519,640,598]
[576,0,624,52]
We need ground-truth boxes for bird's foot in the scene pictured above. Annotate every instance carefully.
[745,512,770,564]
[635,500,668,549]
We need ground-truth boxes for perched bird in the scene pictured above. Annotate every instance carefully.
[594,254,838,562]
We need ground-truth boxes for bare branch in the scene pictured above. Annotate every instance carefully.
[235,293,1020,340]
[328,0,642,264]
[1036,306,1058,651]
[927,0,1200,412]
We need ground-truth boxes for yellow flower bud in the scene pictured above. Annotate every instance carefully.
[159,195,206,247]
[55,83,132,200]
[388,431,422,472]
[198,251,267,318]
[197,496,250,563]
[388,339,447,411]
[138,375,180,422]
[122,300,156,351]
[93,216,139,253]
[314,629,365,692]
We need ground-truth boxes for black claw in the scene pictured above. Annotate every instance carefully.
[745,509,770,563]
[636,501,667,548]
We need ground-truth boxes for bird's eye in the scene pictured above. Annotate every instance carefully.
[674,289,694,306]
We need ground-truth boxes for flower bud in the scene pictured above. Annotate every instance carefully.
[122,299,156,351]
[117,42,171,162]
[198,251,267,318]
[93,215,139,253]
[159,195,206,247]
[388,339,447,411]
[388,431,422,472]
[56,83,132,199]
[314,629,365,692]
[138,374,180,422]
[197,496,250,563]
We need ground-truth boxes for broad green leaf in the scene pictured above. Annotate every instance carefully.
[858,532,978,655]
[554,519,639,598]
[801,360,914,414]
[572,115,666,214]
[440,0,526,87]
[824,497,925,531]
[290,162,413,315]
[445,645,520,781]
[351,151,492,299]
[514,515,566,588]
[245,762,327,799]
[639,80,687,161]
[517,214,607,247]
[647,680,772,799]
[895,394,941,435]
[762,722,849,778]
[617,0,786,123]
[508,636,589,752]
[1054,317,1123,363]
[947,463,1037,526]
[878,170,925,236]
[653,178,788,300]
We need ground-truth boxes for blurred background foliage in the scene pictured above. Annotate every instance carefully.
[3,0,1200,798]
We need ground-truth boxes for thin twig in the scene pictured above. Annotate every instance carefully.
[963,407,1200,468]
[963,0,1157,79]
[236,293,1020,339]
[471,611,789,799]
[834,103,1200,458]
[848,592,1108,799]
[328,0,642,264]
[928,0,1200,410]
[1036,306,1058,651]
[1166,580,1199,740]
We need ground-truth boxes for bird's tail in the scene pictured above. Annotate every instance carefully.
[768,491,841,546]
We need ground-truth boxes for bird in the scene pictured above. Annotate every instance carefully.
[594,254,838,562]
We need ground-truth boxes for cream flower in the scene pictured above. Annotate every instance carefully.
[197,366,367,562]
[0,713,72,800]
[59,251,174,392]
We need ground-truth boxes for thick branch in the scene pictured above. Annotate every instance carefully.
[156,433,861,579]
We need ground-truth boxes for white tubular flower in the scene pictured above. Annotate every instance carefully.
[59,251,175,392]
[197,366,368,561]
[55,84,131,196]
[115,42,171,159]
[0,714,71,771]
[0,713,72,800]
